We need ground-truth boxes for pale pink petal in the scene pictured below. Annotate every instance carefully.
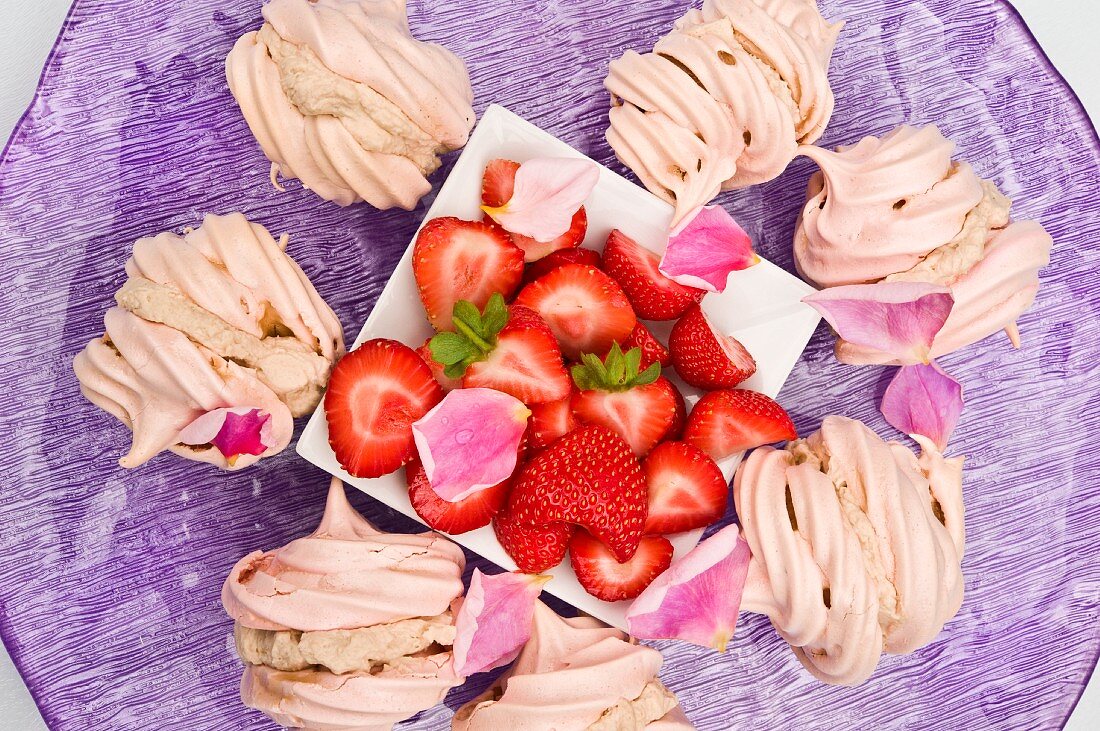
[881,361,964,451]
[179,407,272,459]
[626,524,750,652]
[412,388,530,503]
[452,570,550,677]
[481,157,598,243]
[660,205,759,292]
[802,282,955,365]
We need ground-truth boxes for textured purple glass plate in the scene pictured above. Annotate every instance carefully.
[0,0,1097,729]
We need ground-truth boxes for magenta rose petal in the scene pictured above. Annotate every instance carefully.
[452,569,550,677]
[481,157,598,242]
[626,524,751,652]
[412,388,530,503]
[802,282,955,365]
[881,361,964,451]
[660,205,759,292]
[178,407,272,462]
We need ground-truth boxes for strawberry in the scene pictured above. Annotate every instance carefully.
[602,229,705,320]
[325,339,443,478]
[684,389,797,461]
[504,425,647,563]
[570,344,678,458]
[481,158,587,262]
[406,460,512,534]
[416,338,462,392]
[528,396,575,450]
[494,504,574,573]
[426,294,570,404]
[669,304,757,390]
[522,247,603,287]
[514,263,636,360]
[617,321,671,369]
[642,442,728,534]
[412,216,525,331]
[569,531,673,602]
[665,385,688,441]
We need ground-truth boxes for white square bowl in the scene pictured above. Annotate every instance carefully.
[298,104,820,629]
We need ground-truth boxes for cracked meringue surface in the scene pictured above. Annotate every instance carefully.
[223,478,467,730]
[73,212,343,470]
[226,0,475,209]
[794,124,1053,364]
[734,415,965,685]
[605,0,842,224]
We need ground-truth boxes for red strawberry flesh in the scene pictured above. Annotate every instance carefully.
[569,531,673,602]
[642,441,728,534]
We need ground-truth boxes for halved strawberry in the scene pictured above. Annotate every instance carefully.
[669,304,757,389]
[570,344,677,458]
[602,229,705,320]
[406,460,511,534]
[481,158,587,262]
[514,263,636,360]
[494,504,574,573]
[665,385,688,441]
[504,425,647,563]
[522,247,603,286]
[643,442,728,534]
[412,217,525,331]
[618,321,671,368]
[569,530,673,602]
[416,338,462,392]
[325,339,443,478]
[684,389,797,461]
[528,396,575,450]
[426,294,570,404]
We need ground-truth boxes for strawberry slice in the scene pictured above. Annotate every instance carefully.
[481,158,587,262]
[602,229,705,320]
[617,321,671,368]
[528,396,575,450]
[514,263,636,360]
[426,294,570,404]
[416,338,462,392]
[406,460,511,534]
[412,217,525,331]
[570,344,677,458]
[522,247,603,286]
[665,385,688,442]
[642,442,728,534]
[494,504,574,573]
[684,389,797,461]
[569,531,673,602]
[325,339,443,478]
[669,304,757,390]
[504,425,647,563]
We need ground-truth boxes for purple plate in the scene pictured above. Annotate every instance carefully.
[0,0,1097,729]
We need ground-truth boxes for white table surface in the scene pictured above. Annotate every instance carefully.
[0,1,1096,729]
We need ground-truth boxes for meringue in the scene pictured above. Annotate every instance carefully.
[794,124,1053,364]
[605,0,842,224]
[226,0,475,209]
[223,478,467,730]
[733,415,965,685]
[452,602,694,730]
[74,212,343,470]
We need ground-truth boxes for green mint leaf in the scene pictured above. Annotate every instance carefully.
[453,300,483,334]
[430,332,476,365]
[482,293,509,336]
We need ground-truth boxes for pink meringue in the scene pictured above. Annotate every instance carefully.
[453,602,694,730]
[73,212,343,469]
[734,415,965,685]
[223,478,467,730]
[605,0,842,224]
[226,0,475,209]
[794,124,1053,364]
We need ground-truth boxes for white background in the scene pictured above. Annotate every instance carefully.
[0,1,1096,729]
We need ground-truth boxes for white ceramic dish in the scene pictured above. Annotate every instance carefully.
[297,104,821,629]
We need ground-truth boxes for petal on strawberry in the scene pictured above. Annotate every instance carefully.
[406,460,511,534]
[684,389,796,462]
[880,361,964,451]
[602,229,705,321]
[661,205,758,293]
[570,531,673,602]
[482,157,598,243]
[626,524,750,652]
[643,442,728,534]
[452,569,550,677]
[669,304,757,390]
[494,505,575,573]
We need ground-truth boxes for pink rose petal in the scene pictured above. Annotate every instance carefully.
[626,524,750,652]
[881,361,964,451]
[481,157,598,243]
[802,282,955,365]
[452,569,550,677]
[178,407,273,461]
[660,205,759,292]
[412,388,530,503]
